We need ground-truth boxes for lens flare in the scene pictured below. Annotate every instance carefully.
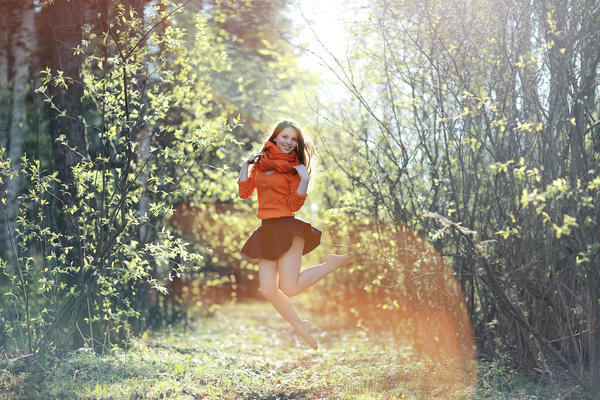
[321,218,477,395]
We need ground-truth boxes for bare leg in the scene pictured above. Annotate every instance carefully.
[279,236,354,297]
[258,258,317,350]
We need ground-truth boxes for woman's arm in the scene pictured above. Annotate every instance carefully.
[239,161,251,182]
[238,152,263,199]
[293,164,310,195]
[239,152,263,182]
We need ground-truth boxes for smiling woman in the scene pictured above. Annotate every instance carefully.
[237,119,354,350]
[274,127,299,154]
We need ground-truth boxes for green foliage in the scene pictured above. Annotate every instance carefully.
[208,0,314,125]
[304,0,600,395]
[0,0,240,354]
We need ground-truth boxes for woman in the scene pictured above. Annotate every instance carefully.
[238,119,353,350]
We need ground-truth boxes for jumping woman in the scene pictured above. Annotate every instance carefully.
[238,119,354,350]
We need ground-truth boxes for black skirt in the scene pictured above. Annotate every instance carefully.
[241,216,322,260]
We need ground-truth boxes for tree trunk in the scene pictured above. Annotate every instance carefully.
[42,0,89,270]
[6,0,34,268]
[0,3,9,146]
[0,0,34,269]
[0,1,12,264]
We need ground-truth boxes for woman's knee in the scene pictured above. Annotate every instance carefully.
[260,282,279,300]
[279,282,300,297]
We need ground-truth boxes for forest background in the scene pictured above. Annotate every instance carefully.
[0,0,599,398]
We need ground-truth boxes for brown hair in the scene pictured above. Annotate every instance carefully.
[262,119,318,178]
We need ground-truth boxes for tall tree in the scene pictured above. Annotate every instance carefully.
[0,0,34,268]
[39,0,89,273]
[0,0,241,351]
[309,0,600,395]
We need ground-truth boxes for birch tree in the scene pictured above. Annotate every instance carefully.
[0,0,34,268]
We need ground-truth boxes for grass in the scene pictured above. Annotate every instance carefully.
[0,300,582,399]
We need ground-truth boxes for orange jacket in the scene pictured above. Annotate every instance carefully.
[238,167,307,220]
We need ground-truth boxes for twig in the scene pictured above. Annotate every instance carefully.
[425,212,592,393]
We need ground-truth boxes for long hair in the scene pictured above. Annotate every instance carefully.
[262,119,318,178]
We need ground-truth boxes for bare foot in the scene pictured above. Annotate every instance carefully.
[297,320,318,350]
[325,252,354,270]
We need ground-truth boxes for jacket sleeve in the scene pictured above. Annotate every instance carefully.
[238,168,256,199]
[287,175,308,211]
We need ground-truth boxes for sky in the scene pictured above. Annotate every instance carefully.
[285,0,368,64]
[281,0,371,126]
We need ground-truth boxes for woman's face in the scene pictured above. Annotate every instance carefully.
[274,127,299,154]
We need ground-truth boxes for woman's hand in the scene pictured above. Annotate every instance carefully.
[293,164,309,181]
[293,165,309,195]
[240,152,263,182]
[245,152,264,164]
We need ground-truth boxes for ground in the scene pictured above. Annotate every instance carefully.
[0,300,581,399]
